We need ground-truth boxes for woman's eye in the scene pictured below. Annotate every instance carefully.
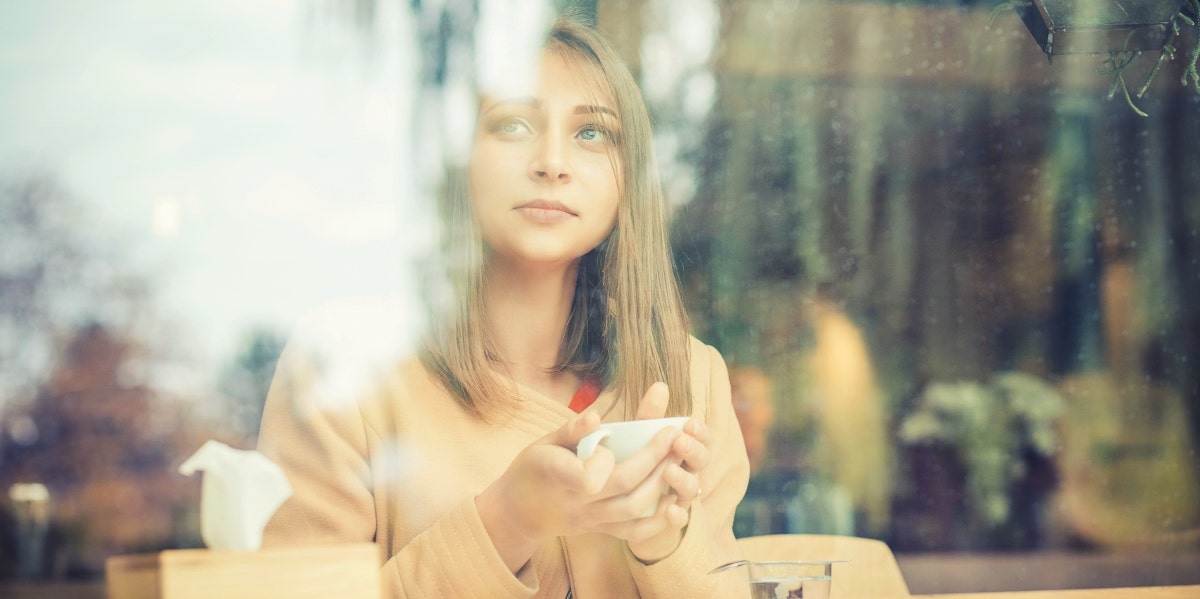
[493,118,532,136]
[578,125,613,144]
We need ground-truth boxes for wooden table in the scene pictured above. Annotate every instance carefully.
[105,543,380,599]
[3,582,1197,598]
[905,587,1200,599]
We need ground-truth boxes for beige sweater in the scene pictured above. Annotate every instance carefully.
[258,324,750,598]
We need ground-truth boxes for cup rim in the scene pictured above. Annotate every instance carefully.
[596,416,689,430]
[590,417,689,439]
[748,560,849,566]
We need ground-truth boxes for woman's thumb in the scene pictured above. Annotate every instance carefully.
[547,411,600,448]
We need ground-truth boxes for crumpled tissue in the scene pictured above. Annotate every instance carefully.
[179,440,293,551]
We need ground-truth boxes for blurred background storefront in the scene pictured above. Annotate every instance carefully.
[604,0,1200,559]
[2,0,1199,594]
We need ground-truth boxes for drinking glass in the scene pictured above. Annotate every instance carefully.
[744,560,835,599]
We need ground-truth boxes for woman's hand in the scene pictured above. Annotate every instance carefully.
[665,417,710,514]
[475,404,683,573]
[625,383,712,563]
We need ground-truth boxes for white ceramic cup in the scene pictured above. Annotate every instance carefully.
[575,416,689,516]
[575,416,689,462]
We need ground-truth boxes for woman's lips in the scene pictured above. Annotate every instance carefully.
[515,199,577,223]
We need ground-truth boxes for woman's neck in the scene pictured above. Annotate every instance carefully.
[483,259,581,401]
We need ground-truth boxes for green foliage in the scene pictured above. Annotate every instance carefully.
[993,0,1200,116]
[899,372,1064,528]
[1102,1,1200,117]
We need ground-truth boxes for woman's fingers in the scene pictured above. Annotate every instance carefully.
[658,417,707,511]
[673,418,711,473]
[594,425,679,497]
[594,486,686,543]
[487,408,699,547]
[635,381,670,421]
[527,411,610,493]
[683,417,710,450]
[663,462,702,504]
[550,382,705,542]
[512,412,607,495]
[580,445,615,494]
[589,459,672,522]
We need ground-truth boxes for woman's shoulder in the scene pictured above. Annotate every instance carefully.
[685,335,732,414]
[274,294,427,412]
[285,293,422,359]
[686,335,728,371]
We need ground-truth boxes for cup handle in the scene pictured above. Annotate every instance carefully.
[576,429,612,460]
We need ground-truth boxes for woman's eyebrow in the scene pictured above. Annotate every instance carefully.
[480,99,616,119]
[575,105,617,118]
[481,98,539,116]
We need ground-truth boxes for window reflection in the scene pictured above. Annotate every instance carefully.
[617,0,1200,585]
[1,0,1199,594]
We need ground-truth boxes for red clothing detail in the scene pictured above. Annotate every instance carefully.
[568,378,602,413]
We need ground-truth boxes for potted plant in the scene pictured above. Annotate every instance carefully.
[898,372,1064,549]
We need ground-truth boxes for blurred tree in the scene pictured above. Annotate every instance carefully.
[0,172,207,579]
[0,173,157,410]
[218,328,286,444]
[0,174,91,411]
[0,324,204,578]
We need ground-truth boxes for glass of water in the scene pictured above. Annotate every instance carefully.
[745,561,837,599]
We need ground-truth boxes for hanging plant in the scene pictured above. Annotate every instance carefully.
[991,0,1200,116]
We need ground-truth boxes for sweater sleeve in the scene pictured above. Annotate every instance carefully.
[378,495,540,598]
[624,342,752,598]
[257,318,540,599]
[257,338,378,547]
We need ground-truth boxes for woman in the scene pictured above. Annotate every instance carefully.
[257,15,750,598]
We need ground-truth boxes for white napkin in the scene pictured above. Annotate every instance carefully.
[179,440,293,551]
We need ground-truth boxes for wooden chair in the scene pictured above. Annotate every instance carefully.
[736,534,910,598]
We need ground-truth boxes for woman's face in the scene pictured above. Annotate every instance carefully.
[469,50,622,271]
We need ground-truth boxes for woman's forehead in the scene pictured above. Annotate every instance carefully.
[481,49,617,112]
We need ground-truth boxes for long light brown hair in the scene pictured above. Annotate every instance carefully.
[420,16,692,420]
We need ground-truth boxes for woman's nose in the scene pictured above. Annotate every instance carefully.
[529,134,570,183]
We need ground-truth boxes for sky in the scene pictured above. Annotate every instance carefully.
[0,0,428,383]
[0,0,717,399]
